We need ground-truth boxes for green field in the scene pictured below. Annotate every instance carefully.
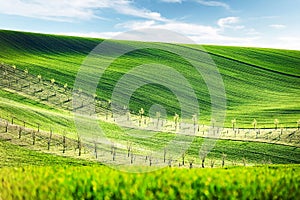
[0,29,299,128]
[1,29,300,199]
[1,164,300,199]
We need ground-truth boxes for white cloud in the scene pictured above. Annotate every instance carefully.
[160,0,183,3]
[0,0,167,22]
[196,0,230,10]
[218,17,239,27]
[115,19,259,46]
[117,20,219,38]
[160,0,230,10]
[269,24,286,29]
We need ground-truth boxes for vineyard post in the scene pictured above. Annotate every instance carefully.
[164,147,167,163]
[274,119,279,130]
[32,131,36,145]
[189,159,194,169]
[231,119,236,130]
[127,142,131,158]
[94,141,98,159]
[78,135,82,156]
[210,159,215,168]
[18,127,22,139]
[5,120,8,132]
[168,157,173,167]
[62,133,66,153]
[130,150,134,164]
[149,156,152,166]
[182,151,186,166]
[297,120,300,130]
[47,128,52,150]
[222,153,227,168]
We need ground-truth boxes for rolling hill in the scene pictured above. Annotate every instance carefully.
[0,29,299,129]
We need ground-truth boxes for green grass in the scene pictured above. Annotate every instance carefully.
[0,140,96,167]
[0,29,299,128]
[1,164,299,199]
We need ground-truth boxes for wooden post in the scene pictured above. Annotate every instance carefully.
[78,136,82,156]
[47,129,52,150]
[32,131,36,145]
[94,142,98,159]
[62,135,66,153]
[164,148,167,163]
[18,127,22,139]
[222,153,226,168]
[5,121,8,132]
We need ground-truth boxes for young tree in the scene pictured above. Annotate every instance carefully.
[274,119,279,130]
[168,157,173,167]
[231,119,236,130]
[199,149,206,168]
[210,159,215,168]
[37,74,42,83]
[174,113,179,131]
[222,153,227,168]
[105,100,111,120]
[242,157,247,167]
[156,111,161,129]
[126,111,131,121]
[212,118,216,129]
[24,68,28,78]
[189,159,194,169]
[192,114,198,134]
[63,83,68,92]
[50,78,55,89]
[12,65,16,72]
[138,108,144,127]
[252,119,257,130]
[3,70,8,79]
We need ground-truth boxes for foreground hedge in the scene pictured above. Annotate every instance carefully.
[0,165,299,199]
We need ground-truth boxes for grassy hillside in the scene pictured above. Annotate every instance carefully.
[1,91,300,167]
[0,29,299,128]
[0,141,96,167]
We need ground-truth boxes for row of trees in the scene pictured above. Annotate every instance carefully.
[2,64,300,130]
[136,107,300,131]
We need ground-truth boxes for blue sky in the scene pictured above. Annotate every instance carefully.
[0,0,299,49]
